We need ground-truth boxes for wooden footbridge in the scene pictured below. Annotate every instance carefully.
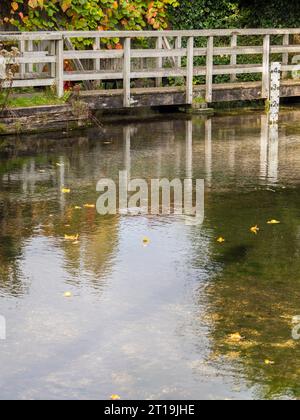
[2,29,300,109]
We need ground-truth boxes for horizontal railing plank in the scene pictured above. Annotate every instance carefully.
[131,68,187,78]
[0,32,62,41]
[9,56,56,64]
[64,71,123,81]
[64,50,124,59]
[1,29,300,41]
[58,29,300,38]
[271,45,300,53]
[131,49,187,58]
[7,79,55,88]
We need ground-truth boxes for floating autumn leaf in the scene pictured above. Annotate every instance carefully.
[228,333,244,343]
[264,359,275,365]
[74,206,82,210]
[110,394,121,400]
[267,219,281,225]
[64,292,72,298]
[61,187,71,194]
[250,225,259,235]
[64,234,79,241]
[217,237,225,243]
[84,204,95,209]
[143,237,150,246]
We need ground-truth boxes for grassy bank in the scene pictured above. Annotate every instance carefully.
[0,88,71,109]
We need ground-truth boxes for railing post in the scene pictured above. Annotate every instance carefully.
[27,40,33,73]
[156,37,163,87]
[186,36,194,105]
[93,37,101,88]
[50,40,56,79]
[94,37,101,72]
[262,34,271,99]
[56,38,64,98]
[123,37,131,107]
[206,36,214,103]
[282,34,289,79]
[175,35,182,68]
[19,39,26,79]
[230,34,237,83]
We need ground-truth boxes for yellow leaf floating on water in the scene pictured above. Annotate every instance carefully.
[61,188,71,194]
[64,292,72,298]
[217,237,225,243]
[267,219,281,225]
[64,234,79,241]
[84,204,95,209]
[74,206,82,210]
[264,359,275,365]
[110,394,121,400]
[228,333,244,343]
[143,237,150,246]
[250,225,260,235]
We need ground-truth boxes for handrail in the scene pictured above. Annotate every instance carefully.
[2,28,300,38]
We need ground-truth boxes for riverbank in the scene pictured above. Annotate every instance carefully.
[0,90,213,136]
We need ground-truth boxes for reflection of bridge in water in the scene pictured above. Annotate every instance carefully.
[1,113,283,203]
[122,115,280,190]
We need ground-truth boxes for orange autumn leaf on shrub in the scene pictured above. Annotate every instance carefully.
[61,0,72,13]
[9,0,179,35]
[11,2,19,12]
[28,0,38,8]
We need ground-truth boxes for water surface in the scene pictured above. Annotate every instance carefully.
[0,109,300,400]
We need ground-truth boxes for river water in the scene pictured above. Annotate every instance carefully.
[0,108,300,400]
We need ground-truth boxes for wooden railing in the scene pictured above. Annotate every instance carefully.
[1,29,300,106]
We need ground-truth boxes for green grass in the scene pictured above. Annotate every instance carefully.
[1,90,71,109]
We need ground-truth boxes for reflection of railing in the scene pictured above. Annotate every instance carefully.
[2,29,300,106]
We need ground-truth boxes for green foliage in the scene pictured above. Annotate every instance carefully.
[238,0,300,28]
[169,0,300,30]
[1,0,179,34]
[169,0,241,30]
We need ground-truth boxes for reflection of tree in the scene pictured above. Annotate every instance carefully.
[199,189,300,399]
[0,141,120,296]
[0,199,28,296]
[46,210,119,287]
[0,118,183,298]
[0,189,119,295]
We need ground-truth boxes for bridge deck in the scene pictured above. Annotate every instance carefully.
[81,80,300,110]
